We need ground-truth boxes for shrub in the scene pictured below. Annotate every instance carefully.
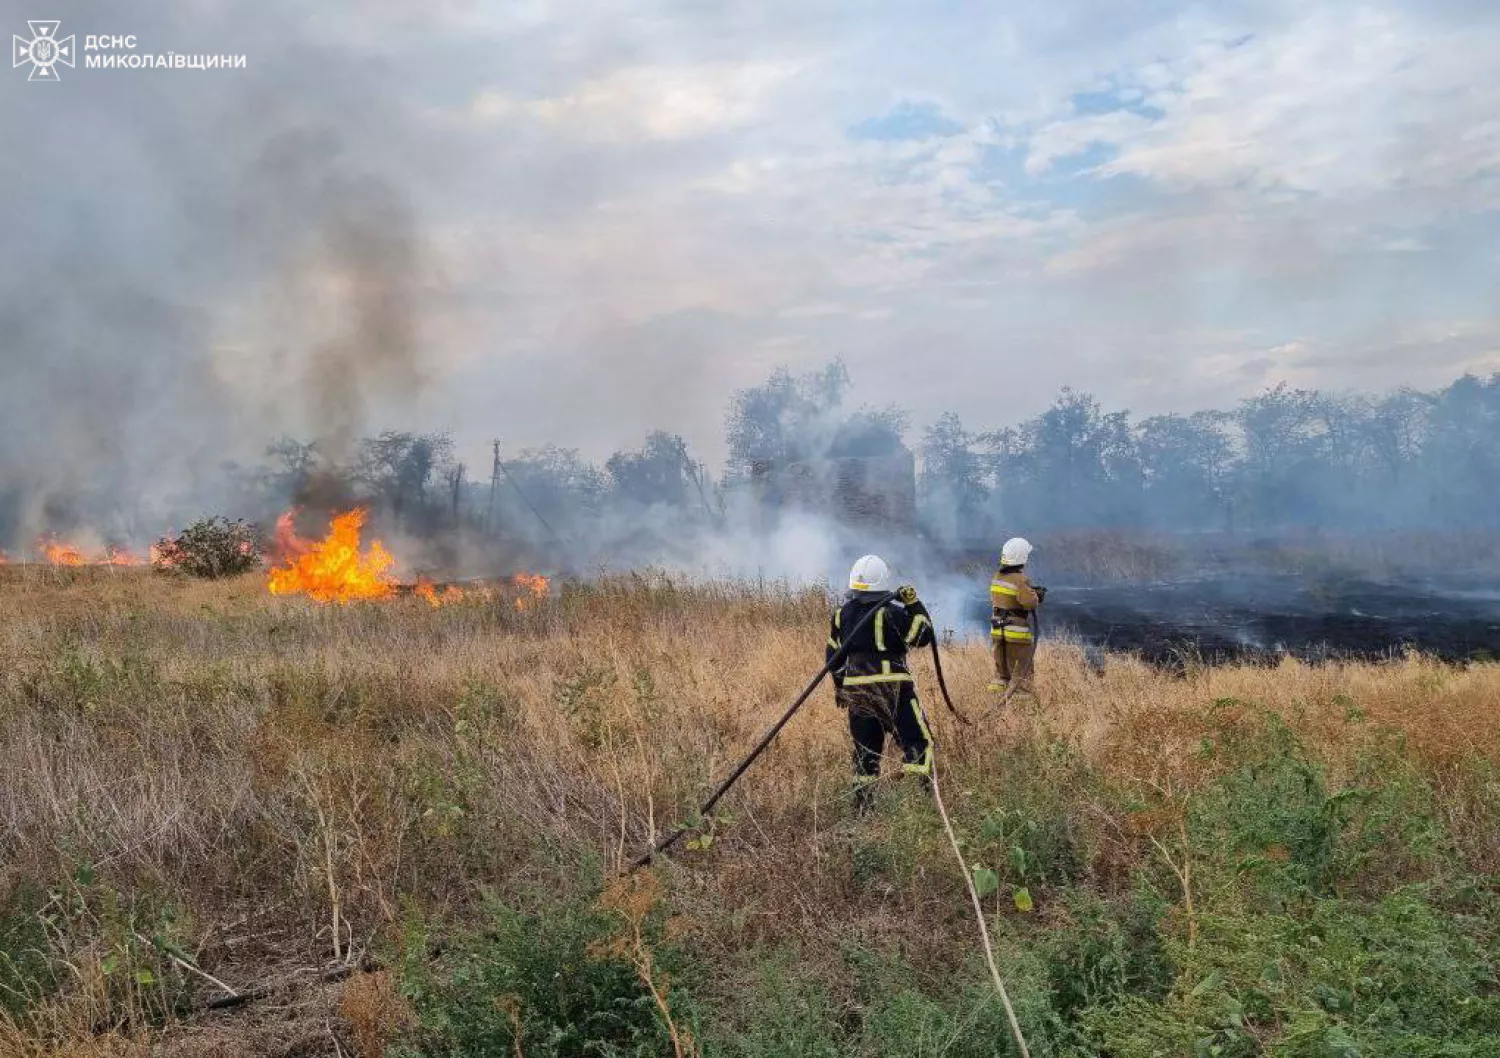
[151,517,261,578]
[396,885,686,1058]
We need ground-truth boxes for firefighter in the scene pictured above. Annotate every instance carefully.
[989,537,1046,705]
[827,554,937,814]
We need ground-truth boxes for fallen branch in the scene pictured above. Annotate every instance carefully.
[133,931,241,1001]
[202,958,375,1011]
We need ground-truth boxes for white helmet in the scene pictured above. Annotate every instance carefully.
[1000,537,1033,566]
[848,554,892,593]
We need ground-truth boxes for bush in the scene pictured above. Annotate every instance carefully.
[151,517,261,579]
[396,884,686,1058]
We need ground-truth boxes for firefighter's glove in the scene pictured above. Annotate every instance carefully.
[896,584,919,605]
[1035,585,1048,603]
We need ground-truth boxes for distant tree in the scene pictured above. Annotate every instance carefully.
[264,437,320,498]
[505,445,607,528]
[921,412,989,541]
[727,368,800,474]
[1234,384,1331,529]
[725,358,856,474]
[1010,389,1141,527]
[356,430,455,527]
[607,432,692,508]
[1421,373,1500,527]
[1137,411,1233,529]
[1360,389,1431,484]
[831,405,909,456]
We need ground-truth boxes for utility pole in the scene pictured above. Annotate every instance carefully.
[678,437,719,524]
[486,439,501,537]
[450,463,465,525]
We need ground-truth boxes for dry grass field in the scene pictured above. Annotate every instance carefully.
[2,565,1499,1056]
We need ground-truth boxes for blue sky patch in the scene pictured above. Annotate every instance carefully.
[849,101,966,142]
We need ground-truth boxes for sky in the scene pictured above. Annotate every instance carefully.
[3,0,1499,488]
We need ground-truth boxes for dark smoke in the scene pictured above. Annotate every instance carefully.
[0,1,440,546]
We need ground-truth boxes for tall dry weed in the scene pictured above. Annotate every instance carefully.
[1,566,1498,1049]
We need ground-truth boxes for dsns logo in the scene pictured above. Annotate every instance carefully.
[12,20,74,80]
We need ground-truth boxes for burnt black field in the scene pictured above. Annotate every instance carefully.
[963,574,1500,667]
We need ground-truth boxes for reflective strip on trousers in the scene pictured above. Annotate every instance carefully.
[903,698,934,776]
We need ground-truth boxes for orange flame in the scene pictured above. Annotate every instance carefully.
[513,572,550,610]
[414,578,473,608]
[24,535,166,566]
[271,512,307,562]
[39,537,85,566]
[413,574,549,609]
[266,509,396,604]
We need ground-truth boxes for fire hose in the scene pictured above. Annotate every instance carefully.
[630,590,968,870]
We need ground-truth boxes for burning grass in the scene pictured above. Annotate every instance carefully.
[0,569,1498,1055]
[266,507,551,609]
[266,508,398,603]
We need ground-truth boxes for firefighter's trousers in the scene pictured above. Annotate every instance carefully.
[992,626,1036,695]
[838,682,933,812]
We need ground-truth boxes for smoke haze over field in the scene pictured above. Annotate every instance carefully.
[2,0,1499,551]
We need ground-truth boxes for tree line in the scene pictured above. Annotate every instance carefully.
[923,373,1500,540]
[227,363,1500,546]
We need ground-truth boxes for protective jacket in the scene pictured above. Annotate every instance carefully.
[990,567,1039,646]
[827,593,934,687]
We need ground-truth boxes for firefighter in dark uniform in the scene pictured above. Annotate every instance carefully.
[989,536,1045,705]
[828,554,936,813]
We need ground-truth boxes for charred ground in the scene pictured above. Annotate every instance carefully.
[962,574,1500,667]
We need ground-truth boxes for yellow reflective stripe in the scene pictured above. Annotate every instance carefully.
[834,608,842,629]
[874,608,886,652]
[904,700,934,776]
[990,628,1004,638]
[844,661,914,685]
[1002,627,1033,641]
[991,581,1019,596]
[843,658,913,685]
[911,698,932,744]
[905,614,929,645]
[827,636,839,650]
[851,581,870,591]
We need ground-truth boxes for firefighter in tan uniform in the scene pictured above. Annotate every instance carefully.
[989,537,1045,705]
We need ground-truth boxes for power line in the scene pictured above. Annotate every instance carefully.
[495,443,567,545]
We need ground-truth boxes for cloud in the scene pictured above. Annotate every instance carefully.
[1030,7,1500,204]
[3,0,1499,509]
[471,61,799,141]
[1026,108,1151,175]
